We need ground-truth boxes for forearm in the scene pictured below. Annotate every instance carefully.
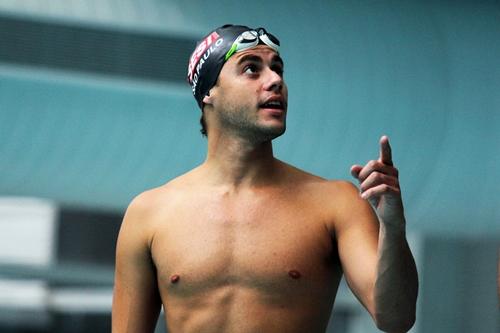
[350,136,418,331]
[373,219,418,332]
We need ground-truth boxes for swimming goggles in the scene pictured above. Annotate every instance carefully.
[225,28,280,61]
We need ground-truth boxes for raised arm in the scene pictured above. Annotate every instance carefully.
[112,194,162,333]
[335,136,418,332]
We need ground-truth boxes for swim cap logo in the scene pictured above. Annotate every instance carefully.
[187,31,223,94]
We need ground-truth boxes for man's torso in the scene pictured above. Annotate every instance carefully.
[145,163,347,332]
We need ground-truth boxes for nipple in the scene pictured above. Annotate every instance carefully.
[170,274,180,284]
[288,270,301,279]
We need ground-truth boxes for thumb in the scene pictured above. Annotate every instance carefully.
[350,165,362,179]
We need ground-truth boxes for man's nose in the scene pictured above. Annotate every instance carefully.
[263,68,283,93]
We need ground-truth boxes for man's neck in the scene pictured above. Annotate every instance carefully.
[202,132,279,189]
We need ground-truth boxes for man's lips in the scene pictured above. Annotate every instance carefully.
[259,106,286,119]
[259,97,287,111]
[260,108,285,117]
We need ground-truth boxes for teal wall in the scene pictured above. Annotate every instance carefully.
[1,1,499,235]
[1,2,499,333]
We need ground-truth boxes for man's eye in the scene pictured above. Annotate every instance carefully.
[243,64,258,74]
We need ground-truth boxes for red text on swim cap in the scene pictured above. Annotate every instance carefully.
[188,31,220,82]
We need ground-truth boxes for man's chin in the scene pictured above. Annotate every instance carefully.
[222,116,286,143]
[252,123,286,142]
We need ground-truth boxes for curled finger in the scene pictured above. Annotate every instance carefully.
[357,160,399,183]
[359,171,399,193]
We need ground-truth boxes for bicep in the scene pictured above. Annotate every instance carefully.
[112,199,162,333]
[332,182,380,314]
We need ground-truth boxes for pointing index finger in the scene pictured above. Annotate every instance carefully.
[379,135,393,166]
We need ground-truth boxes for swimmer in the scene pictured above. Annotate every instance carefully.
[112,24,418,333]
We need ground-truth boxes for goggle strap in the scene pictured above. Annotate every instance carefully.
[225,43,238,61]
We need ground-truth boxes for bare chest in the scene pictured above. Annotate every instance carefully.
[151,195,341,300]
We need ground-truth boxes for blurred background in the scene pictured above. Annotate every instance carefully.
[0,0,499,332]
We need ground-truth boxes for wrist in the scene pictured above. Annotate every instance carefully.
[380,218,406,236]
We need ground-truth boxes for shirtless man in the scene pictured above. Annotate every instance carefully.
[112,25,418,333]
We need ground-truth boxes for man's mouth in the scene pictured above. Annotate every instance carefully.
[259,99,285,110]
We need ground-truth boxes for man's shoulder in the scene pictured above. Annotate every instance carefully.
[280,162,370,232]
[126,167,202,215]
[280,160,358,196]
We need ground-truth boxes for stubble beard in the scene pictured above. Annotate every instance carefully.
[218,104,286,144]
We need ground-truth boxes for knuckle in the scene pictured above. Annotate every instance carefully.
[371,172,382,183]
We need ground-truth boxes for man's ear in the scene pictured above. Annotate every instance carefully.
[202,90,213,106]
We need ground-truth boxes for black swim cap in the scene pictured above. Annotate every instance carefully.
[187,24,280,108]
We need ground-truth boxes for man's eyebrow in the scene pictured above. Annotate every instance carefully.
[236,54,263,66]
[236,54,284,67]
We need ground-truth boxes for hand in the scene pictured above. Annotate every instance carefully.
[350,136,405,226]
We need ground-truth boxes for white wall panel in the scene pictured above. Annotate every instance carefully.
[0,197,57,265]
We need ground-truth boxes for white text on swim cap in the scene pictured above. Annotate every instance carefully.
[189,37,224,94]
[188,31,220,82]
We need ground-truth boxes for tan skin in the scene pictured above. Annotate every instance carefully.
[112,46,418,333]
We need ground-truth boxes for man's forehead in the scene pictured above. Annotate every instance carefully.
[231,46,283,64]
